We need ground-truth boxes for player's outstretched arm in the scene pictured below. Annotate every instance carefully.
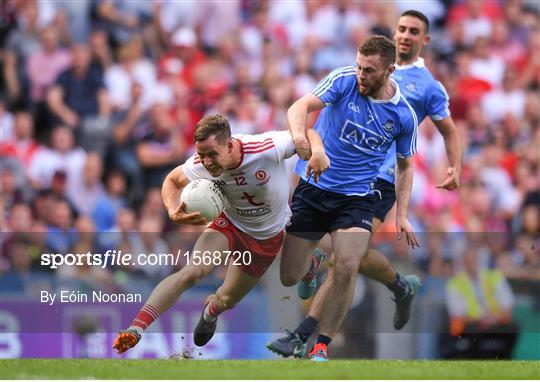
[287,93,325,160]
[304,128,330,183]
[162,166,206,225]
[434,117,462,190]
[395,156,420,248]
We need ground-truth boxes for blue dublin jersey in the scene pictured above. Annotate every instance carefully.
[378,58,451,184]
[295,66,418,196]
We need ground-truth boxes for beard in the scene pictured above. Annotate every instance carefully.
[398,50,414,62]
[359,72,388,97]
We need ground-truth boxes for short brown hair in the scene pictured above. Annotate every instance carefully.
[401,10,430,33]
[194,114,231,144]
[357,35,396,68]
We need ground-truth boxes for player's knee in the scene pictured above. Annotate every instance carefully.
[333,259,360,283]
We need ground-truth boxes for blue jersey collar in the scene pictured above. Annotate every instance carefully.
[395,57,425,70]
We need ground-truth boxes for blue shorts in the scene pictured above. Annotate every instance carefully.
[373,178,396,222]
[286,179,375,241]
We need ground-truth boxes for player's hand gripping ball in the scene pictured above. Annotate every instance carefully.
[180,179,225,221]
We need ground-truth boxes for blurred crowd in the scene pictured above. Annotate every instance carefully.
[0,0,539,298]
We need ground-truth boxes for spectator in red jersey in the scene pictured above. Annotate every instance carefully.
[158,28,207,88]
[446,0,502,42]
[0,108,41,170]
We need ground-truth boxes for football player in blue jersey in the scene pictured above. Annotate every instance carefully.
[268,11,462,361]
[269,35,421,361]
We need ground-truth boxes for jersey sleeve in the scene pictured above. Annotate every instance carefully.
[428,81,451,121]
[395,101,419,159]
[181,154,209,181]
[271,130,296,162]
[311,66,356,106]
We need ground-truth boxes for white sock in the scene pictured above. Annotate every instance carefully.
[127,325,144,333]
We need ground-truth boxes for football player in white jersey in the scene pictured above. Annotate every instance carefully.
[113,114,329,353]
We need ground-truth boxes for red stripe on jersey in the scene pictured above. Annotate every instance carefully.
[244,140,274,148]
[244,144,275,154]
[243,138,273,148]
[244,141,274,150]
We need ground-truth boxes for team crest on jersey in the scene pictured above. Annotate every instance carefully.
[255,170,267,181]
[383,120,394,132]
[215,217,229,227]
[406,82,417,92]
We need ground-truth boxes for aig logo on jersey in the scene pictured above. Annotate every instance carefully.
[340,119,390,153]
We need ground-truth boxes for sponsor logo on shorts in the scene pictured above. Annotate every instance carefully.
[362,219,373,227]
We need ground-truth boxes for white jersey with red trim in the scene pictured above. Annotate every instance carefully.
[182,131,296,240]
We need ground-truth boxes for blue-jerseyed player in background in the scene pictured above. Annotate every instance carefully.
[268,11,462,361]
[270,35,421,361]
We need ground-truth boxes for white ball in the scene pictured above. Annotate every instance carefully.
[180,179,225,222]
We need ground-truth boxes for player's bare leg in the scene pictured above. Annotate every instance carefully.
[279,233,319,287]
[113,229,228,354]
[354,218,421,329]
[319,228,370,334]
[304,217,416,328]
[310,227,370,361]
[356,218,396,283]
[270,218,419,358]
[194,261,261,346]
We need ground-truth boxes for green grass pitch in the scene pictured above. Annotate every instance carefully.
[1,359,539,379]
